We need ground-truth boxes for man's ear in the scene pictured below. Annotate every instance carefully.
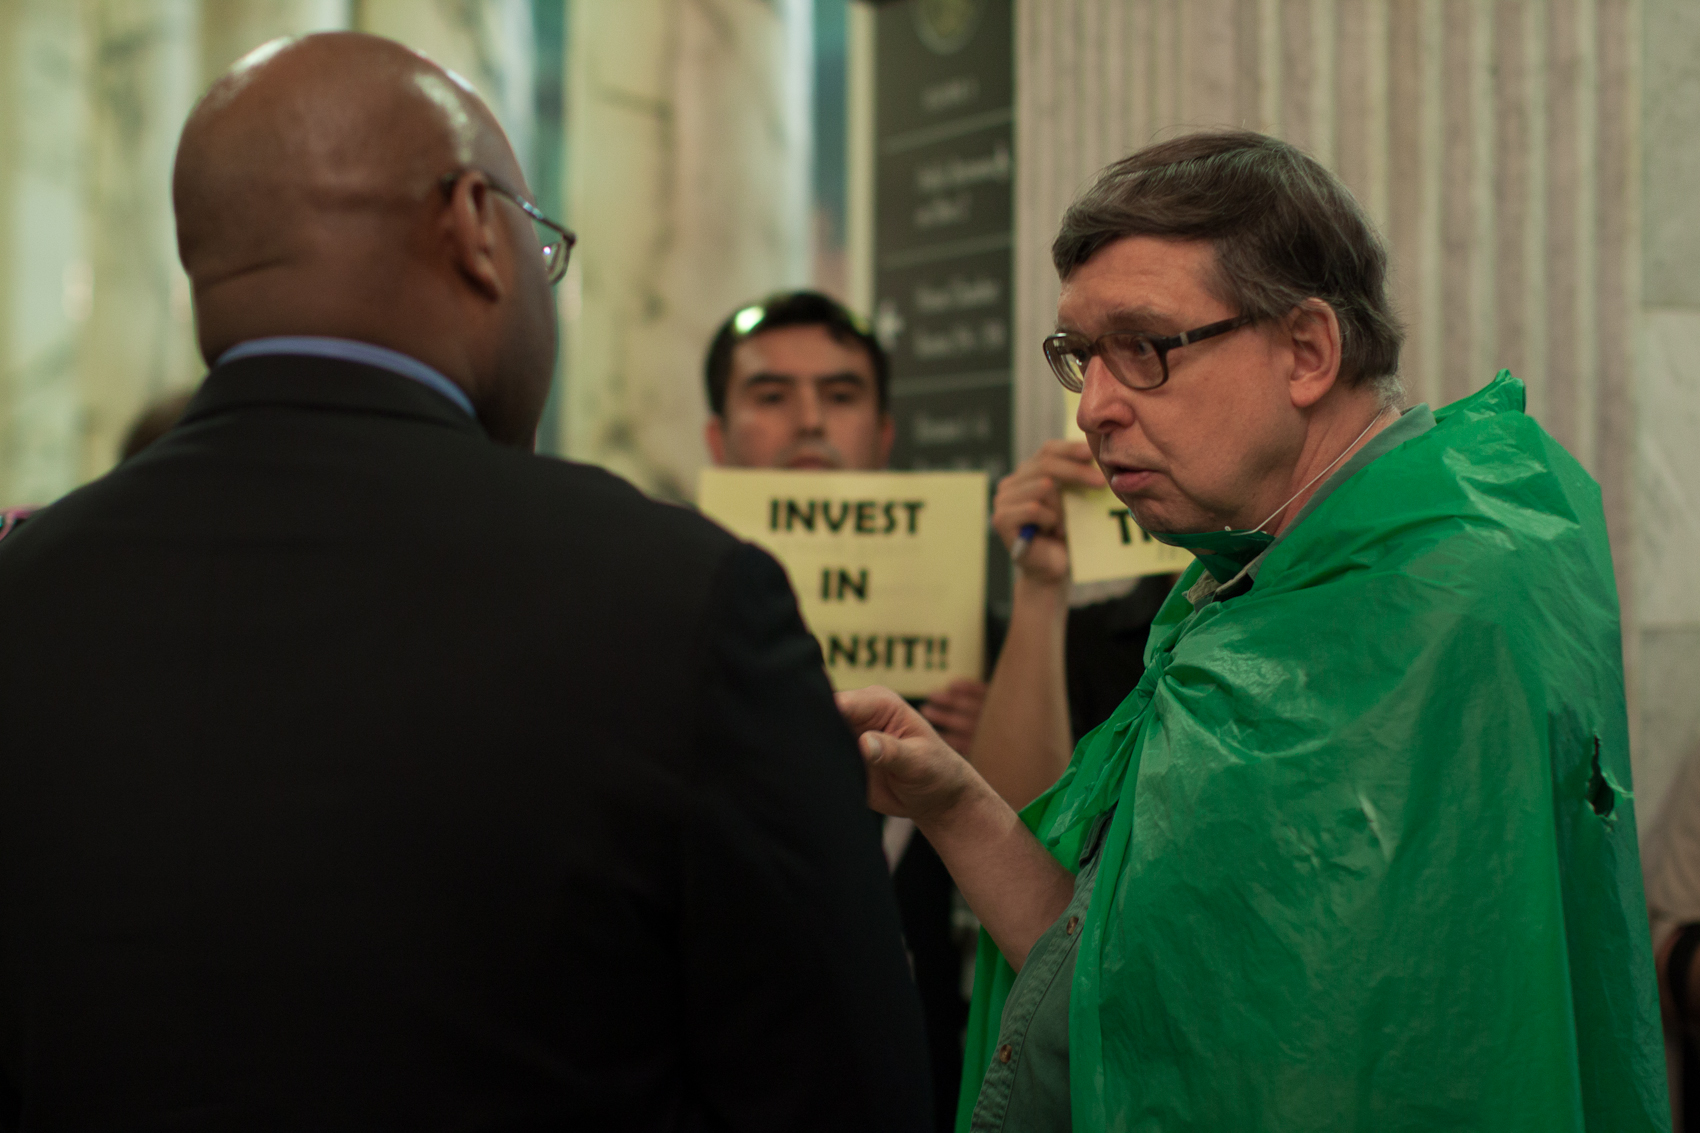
[444,173,505,302]
[704,414,727,466]
[1286,299,1343,410]
[877,411,896,466]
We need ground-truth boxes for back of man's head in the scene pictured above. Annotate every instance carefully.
[1053,131,1404,404]
[174,32,556,447]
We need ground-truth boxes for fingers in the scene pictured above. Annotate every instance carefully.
[860,730,917,794]
[919,701,975,737]
[859,727,975,822]
[948,677,988,704]
[991,480,1062,546]
[858,731,909,816]
[992,479,1071,584]
[991,498,1063,549]
[921,678,985,757]
[991,444,1105,549]
[1017,440,1106,489]
[921,695,983,734]
[858,728,944,785]
[835,685,939,742]
[835,686,906,734]
[996,478,1065,517]
[1038,437,1094,462]
[999,444,1100,505]
[922,677,987,712]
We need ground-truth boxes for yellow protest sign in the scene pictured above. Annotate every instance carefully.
[698,468,988,695]
[1062,486,1192,584]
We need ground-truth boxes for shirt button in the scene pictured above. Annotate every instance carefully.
[1066,915,1080,936]
[997,1044,1013,1064]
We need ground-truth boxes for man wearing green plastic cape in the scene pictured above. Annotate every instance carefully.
[838,131,1670,1132]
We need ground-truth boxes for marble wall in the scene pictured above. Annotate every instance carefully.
[0,0,352,508]
[0,0,89,507]
[1003,0,1700,826]
[562,0,814,500]
[79,0,204,482]
[1011,0,1636,495]
[200,0,349,76]
[357,0,537,180]
[0,0,553,508]
[1638,0,1700,825]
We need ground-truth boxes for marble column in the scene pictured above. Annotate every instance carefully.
[200,0,350,82]
[354,0,536,180]
[1011,0,1636,471]
[563,0,813,501]
[78,1,205,482]
[1636,0,1700,825]
[0,1,362,508]
[0,0,89,508]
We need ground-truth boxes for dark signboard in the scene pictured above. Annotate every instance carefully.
[870,0,1013,608]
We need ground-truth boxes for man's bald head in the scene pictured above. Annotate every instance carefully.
[175,33,511,278]
[175,32,557,448]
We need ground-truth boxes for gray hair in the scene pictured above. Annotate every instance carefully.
[1054,131,1405,404]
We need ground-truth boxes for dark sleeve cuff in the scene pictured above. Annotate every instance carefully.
[1669,922,1700,1011]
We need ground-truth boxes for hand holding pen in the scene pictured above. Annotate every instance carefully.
[1010,523,1039,562]
[992,440,1105,583]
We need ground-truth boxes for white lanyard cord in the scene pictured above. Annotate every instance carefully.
[1248,405,1395,535]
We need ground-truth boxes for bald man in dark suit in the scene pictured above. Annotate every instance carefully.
[0,33,928,1132]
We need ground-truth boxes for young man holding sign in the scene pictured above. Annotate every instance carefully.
[702,291,988,752]
[701,292,982,1133]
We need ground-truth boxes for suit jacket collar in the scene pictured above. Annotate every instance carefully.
[182,354,488,440]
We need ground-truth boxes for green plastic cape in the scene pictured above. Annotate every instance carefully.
[959,374,1669,1132]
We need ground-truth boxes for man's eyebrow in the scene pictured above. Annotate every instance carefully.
[737,370,871,391]
[1055,305,1173,334]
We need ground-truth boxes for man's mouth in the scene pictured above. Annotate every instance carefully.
[1101,460,1160,494]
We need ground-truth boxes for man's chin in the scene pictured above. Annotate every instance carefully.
[1119,499,1197,538]
[1110,487,1162,530]
[1110,482,1218,536]
[781,454,841,471]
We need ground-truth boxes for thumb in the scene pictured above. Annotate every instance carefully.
[860,730,934,784]
[860,731,918,774]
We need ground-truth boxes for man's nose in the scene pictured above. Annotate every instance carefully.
[797,384,825,433]
[1075,355,1133,435]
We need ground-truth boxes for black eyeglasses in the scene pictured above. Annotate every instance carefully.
[439,170,576,285]
[1042,314,1256,392]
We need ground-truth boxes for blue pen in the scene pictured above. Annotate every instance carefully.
[1010,523,1039,562]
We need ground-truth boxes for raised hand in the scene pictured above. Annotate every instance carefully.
[991,439,1105,586]
[836,685,977,823]
[920,677,987,757]
[836,684,1075,971]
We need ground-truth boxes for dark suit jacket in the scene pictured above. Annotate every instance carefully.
[1062,573,1174,741]
[889,832,968,1133]
[0,355,931,1132]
